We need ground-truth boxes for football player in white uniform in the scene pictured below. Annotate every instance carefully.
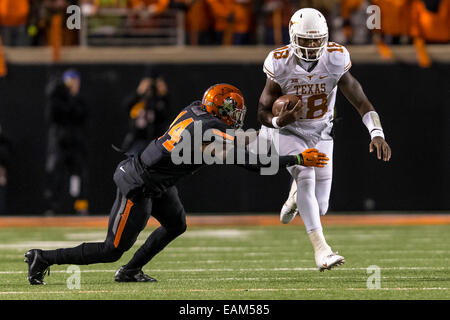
[257,8,392,271]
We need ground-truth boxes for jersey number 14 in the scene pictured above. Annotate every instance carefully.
[159,111,194,152]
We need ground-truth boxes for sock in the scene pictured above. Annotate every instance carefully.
[124,226,177,270]
[41,244,89,265]
[308,228,332,262]
[296,175,322,232]
[41,250,57,265]
[41,242,113,265]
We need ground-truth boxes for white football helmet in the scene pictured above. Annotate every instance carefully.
[289,8,328,61]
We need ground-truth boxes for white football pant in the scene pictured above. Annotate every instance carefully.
[272,129,333,233]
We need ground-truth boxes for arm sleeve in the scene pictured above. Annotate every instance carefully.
[233,146,298,171]
[202,118,235,145]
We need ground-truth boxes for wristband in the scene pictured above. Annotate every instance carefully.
[370,129,385,140]
[362,111,385,140]
[296,154,303,166]
[272,116,281,129]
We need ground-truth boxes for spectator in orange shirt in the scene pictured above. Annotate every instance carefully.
[128,0,170,15]
[410,0,450,43]
[127,0,170,31]
[176,0,214,45]
[206,0,253,45]
[0,0,30,46]
[410,0,449,67]
[371,0,412,44]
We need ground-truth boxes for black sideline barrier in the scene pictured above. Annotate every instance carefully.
[0,62,448,214]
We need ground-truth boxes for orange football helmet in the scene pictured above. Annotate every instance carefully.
[201,83,246,129]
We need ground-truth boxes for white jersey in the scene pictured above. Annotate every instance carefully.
[263,42,351,142]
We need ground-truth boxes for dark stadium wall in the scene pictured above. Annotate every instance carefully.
[0,62,449,215]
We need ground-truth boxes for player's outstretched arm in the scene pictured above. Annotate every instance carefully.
[338,71,392,162]
[233,147,329,172]
[202,142,329,171]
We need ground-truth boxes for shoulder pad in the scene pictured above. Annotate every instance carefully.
[190,101,208,116]
[263,45,292,83]
[325,42,352,75]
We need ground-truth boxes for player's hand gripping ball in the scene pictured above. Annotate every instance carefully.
[272,95,300,116]
[272,95,304,127]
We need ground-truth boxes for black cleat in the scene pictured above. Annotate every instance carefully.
[114,266,157,283]
[24,249,50,285]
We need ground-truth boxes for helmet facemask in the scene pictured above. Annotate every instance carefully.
[218,96,246,129]
[290,34,327,62]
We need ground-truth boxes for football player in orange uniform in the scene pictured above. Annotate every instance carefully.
[25,84,329,284]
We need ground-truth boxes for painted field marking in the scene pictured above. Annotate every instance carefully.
[0,287,447,296]
[0,290,116,295]
[1,266,449,275]
[1,241,448,254]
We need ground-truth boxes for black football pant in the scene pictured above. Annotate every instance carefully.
[42,186,186,269]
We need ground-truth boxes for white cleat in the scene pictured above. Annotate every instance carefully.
[280,200,298,224]
[317,252,345,272]
[280,182,298,224]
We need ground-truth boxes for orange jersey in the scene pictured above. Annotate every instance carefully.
[410,0,450,42]
[206,0,253,33]
[127,0,169,14]
[0,0,29,26]
[371,0,412,36]
[341,0,364,19]
[185,0,212,32]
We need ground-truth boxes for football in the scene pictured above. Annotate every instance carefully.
[272,94,300,116]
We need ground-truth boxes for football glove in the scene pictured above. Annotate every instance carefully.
[298,148,329,167]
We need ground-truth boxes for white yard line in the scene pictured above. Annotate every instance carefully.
[0,290,117,295]
[1,266,449,275]
[0,288,447,295]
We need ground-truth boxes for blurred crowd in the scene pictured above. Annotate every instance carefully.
[39,66,171,215]
[0,0,448,47]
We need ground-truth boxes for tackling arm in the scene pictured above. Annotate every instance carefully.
[201,141,329,170]
[338,71,392,161]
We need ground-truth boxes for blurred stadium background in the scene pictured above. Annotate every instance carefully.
[0,0,448,217]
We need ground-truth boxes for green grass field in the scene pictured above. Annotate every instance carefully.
[0,224,449,300]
